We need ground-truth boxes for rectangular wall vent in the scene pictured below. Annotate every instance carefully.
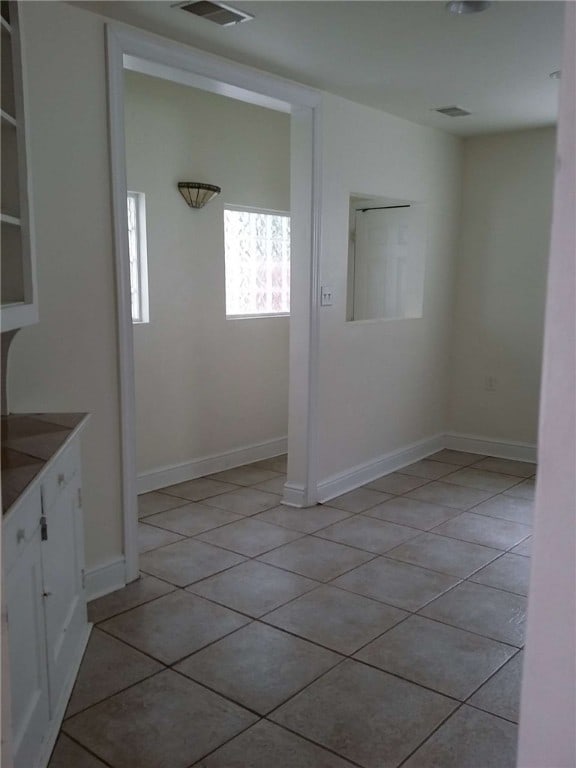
[434,105,471,117]
[175,1,254,26]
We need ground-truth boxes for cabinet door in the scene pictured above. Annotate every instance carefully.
[5,526,50,768]
[41,475,87,713]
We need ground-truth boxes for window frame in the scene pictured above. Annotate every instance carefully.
[127,190,150,325]
[223,204,291,320]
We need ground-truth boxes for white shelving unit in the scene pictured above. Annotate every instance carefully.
[1,1,38,332]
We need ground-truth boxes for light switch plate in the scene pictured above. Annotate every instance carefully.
[320,286,334,306]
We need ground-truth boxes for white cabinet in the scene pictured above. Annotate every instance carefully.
[1,1,38,332]
[3,433,90,768]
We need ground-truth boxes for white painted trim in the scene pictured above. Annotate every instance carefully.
[84,556,127,602]
[34,623,92,768]
[317,434,445,503]
[137,437,288,494]
[106,24,322,582]
[106,26,140,584]
[444,432,537,463]
[281,482,308,508]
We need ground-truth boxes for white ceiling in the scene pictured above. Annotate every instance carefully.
[77,0,564,135]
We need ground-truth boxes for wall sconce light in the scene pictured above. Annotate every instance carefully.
[178,182,221,209]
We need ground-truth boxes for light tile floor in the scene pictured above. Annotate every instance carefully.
[49,450,535,768]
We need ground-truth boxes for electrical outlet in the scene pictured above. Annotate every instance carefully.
[320,286,334,306]
[484,375,498,392]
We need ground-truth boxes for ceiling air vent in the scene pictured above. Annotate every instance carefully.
[434,106,471,117]
[175,1,254,26]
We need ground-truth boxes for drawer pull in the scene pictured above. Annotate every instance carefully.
[16,528,26,543]
[58,473,66,487]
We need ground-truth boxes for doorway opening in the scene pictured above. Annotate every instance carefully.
[106,26,321,582]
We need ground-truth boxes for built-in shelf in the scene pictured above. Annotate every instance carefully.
[0,108,17,126]
[0,213,21,226]
[1,1,37,333]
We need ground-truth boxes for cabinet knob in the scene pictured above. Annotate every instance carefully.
[58,473,65,486]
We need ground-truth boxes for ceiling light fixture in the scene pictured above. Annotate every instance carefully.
[178,182,221,209]
[445,1,491,14]
[549,70,561,79]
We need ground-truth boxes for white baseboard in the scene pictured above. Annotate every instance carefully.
[137,437,288,494]
[35,622,92,768]
[281,482,308,508]
[317,433,445,503]
[444,433,537,463]
[85,556,127,601]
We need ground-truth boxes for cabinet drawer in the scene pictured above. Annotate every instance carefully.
[41,441,80,513]
[3,485,42,575]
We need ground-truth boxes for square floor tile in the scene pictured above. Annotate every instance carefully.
[385,533,501,578]
[471,495,533,526]
[420,581,527,646]
[252,455,288,473]
[176,622,341,714]
[442,468,521,493]
[203,487,281,516]
[270,659,457,768]
[398,460,458,480]
[468,652,523,722]
[253,504,351,533]
[264,585,407,655]
[140,538,246,587]
[64,670,257,768]
[472,457,536,478]
[402,705,517,768]
[511,537,532,556]
[100,590,250,664]
[161,477,239,501]
[470,553,531,596]
[48,735,108,768]
[504,478,536,500]
[333,557,460,612]
[197,517,302,557]
[259,536,374,582]
[327,487,392,513]
[428,450,483,466]
[431,512,531,550]
[144,503,243,536]
[198,720,357,768]
[315,515,419,554]
[188,560,318,618]
[138,522,184,554]
[355,615,515,700]
[253,476,287,495]
[208,466,281,487]
[88,575,176,624]
[365,473,430,494]
[138,491,188,519]
[65,629,163,717]
[364,497,460,530]
[407,482,495,510]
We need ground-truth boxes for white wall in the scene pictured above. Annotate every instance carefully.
[8,2,123,571]
[316,94,462,484]
[124,72,290,479]
[518,4,576,763]
[449,128,556,446]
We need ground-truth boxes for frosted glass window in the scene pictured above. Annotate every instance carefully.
[347,196,426,321]
[127,191,149,324]
[224,207,290,317]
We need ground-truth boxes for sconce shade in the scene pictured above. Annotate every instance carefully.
[178,182,221,209]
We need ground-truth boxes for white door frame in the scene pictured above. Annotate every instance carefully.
[105,24,322,582]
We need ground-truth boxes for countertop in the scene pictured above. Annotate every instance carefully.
[2,413,87,514]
